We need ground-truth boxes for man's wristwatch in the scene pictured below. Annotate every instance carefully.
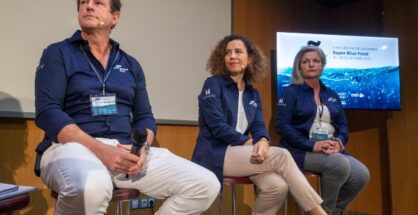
[144,142,150,154]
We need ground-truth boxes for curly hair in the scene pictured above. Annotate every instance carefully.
[206,35,268,83]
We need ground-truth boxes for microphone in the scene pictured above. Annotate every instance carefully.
[126,128,148,178]
[97,17,105,27]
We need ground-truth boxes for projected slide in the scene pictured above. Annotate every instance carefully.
[276,32,400,110]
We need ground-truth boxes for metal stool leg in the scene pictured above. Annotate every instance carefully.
[126,201,131,215]
[117,201,122,215]
[231,184,236,215]
[116,201,131,215]
[218,192,223,215]
[284,197,288,215]
[318,177,321,196]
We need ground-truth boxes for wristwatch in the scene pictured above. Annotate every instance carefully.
[144,142,150,154]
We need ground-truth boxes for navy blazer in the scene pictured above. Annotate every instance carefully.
[192,75,270,183]
[275,81,349,169]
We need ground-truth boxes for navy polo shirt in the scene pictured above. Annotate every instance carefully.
[35,30,156,153]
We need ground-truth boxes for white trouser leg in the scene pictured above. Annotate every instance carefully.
[40,140,115,215]
[113,147,220,215]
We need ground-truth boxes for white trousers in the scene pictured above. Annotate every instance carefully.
[40,138,220,215]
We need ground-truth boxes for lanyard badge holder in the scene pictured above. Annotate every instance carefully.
[81,45,120,116]
[312,104,329,141]
[90,93,118,116]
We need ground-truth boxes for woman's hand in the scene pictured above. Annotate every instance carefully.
[313,140,341,154]
[251,139,270,162]
[323,139,341,154]
[313,140,329,153]
[243,138,253,146]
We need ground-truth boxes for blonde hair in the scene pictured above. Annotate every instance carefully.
[291,46,326,85]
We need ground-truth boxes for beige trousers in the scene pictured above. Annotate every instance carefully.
[223,146,322,215]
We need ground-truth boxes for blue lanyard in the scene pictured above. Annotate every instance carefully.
[80,44,120,94]
[317,103,324,125]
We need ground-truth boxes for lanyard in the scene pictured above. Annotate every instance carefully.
[80,44,120,94]
[317,103,324,126]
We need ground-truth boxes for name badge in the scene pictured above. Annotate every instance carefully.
[90,93,118,116]
[312,126,329,141]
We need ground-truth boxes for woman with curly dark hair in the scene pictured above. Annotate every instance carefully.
[192,35,326,215]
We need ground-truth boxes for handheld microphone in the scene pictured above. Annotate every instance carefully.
[97,17,105,27]
[241,64,246,71]
[126,128,148,178]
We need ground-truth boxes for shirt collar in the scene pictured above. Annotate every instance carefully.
[301,79,327,92]
[222,75,252,89]
[68,30,120,49]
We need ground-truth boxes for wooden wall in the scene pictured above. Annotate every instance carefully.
[1,0,417,214]
[232,0,389,214]
[384,0,418,214]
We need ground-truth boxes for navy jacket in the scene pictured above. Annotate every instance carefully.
[192,75,270,183]
[35,30,157,155]
[275,81,348,169]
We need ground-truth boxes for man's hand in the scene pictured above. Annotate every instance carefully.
[121,144,148,177]
[95,143,140,174]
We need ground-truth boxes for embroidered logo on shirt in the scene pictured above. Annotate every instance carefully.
[249,100,257,108]
[327,97,338,103]
[36,63,44,71]
[203,88,215,99]
[113,65,129,73]
[277,97,286,106]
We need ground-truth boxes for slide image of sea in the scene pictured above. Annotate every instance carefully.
[276,32,401,110]
[276,66,401,110]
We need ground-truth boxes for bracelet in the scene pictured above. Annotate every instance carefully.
[331,137,344,152]
[260,138,270,145]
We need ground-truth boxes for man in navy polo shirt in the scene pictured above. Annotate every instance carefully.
[34,0,219,214]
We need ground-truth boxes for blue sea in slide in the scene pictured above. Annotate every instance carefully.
[276,66,401,110]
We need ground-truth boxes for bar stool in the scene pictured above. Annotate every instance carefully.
[0,193,30,215]
[283,171,321,215]
[219,176,255,215]
[51,188,140,215]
